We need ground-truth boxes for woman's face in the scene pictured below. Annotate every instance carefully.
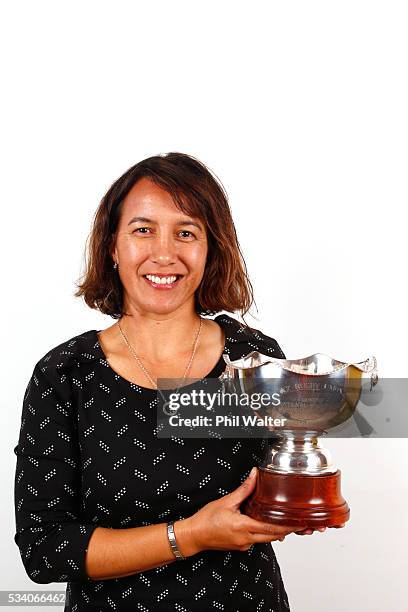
[112,177,208,317]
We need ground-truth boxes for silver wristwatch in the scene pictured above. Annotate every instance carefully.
[167,521,185,560]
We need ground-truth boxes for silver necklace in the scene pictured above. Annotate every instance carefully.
[117,317,203,414]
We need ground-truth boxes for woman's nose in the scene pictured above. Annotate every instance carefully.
[149,235,177,265]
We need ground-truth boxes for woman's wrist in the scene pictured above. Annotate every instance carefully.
[172,517,202,558]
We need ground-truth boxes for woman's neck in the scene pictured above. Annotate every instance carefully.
[117,308,203,364]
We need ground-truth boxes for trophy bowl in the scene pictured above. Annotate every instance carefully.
[219,352,378,528]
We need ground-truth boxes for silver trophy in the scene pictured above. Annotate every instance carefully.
[219,352,378,527]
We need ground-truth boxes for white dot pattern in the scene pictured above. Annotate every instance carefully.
[13,314,290,611]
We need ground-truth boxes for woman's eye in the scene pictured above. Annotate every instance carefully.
[179,230,195,238]
[133,227,151,234]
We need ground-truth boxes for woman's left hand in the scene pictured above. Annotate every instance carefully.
[295,524,345,536]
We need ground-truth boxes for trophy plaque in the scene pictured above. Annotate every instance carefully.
[219,352,378,528]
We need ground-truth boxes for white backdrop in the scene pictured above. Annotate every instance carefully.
[1,1,407,611]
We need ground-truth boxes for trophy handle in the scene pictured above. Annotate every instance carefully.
[351,356,378,390]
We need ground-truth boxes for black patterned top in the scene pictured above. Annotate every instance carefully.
[13,313,291,611]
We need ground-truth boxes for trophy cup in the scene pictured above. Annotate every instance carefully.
[219,352,378,528]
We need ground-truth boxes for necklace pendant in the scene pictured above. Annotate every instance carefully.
[162,399,180,416]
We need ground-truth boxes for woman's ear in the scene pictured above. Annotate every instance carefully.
[109,235,118,265]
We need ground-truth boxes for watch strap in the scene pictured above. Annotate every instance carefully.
[167,520,185,560]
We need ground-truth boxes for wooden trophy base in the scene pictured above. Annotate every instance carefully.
[242,467,350,528]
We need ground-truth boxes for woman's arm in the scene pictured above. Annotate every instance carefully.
[84,519,197,580]
[14,363,98,584]
[84,468,297,581]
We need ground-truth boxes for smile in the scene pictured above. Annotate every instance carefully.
[143,274,183,289]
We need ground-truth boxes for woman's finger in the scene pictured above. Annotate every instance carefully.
[295,526,328,535]
[239,515,302,536]
[248,532,289,544]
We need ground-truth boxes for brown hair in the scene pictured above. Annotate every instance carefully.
[74,152,257,324]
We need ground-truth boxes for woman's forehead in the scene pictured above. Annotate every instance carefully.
[121,178,204,224]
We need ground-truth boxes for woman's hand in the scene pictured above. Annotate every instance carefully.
[295,523,346,536]
[184,467,305,554]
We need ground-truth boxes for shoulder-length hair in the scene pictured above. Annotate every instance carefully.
[74,152,257,323]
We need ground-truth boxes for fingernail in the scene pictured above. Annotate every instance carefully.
[249,467,257,477]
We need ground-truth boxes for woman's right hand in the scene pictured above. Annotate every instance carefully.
[184,467,304,553]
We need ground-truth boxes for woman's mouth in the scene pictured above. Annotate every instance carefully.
[143,274,183,289]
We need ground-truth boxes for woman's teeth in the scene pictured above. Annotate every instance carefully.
[145,274,178,285]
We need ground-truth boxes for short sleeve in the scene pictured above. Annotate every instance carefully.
[13,362,98,584]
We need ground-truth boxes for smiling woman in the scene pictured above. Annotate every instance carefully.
[75,152,254,321]
[13,152,302,612]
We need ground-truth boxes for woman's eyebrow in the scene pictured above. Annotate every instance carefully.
[127,216,153,225]
[127,216,203,230]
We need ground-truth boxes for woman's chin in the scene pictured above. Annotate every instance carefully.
[135,299,191,316]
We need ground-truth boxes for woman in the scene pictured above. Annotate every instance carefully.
[14,152,326,611]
